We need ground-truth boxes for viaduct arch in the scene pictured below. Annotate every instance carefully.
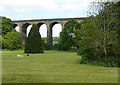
[13,17,86,48]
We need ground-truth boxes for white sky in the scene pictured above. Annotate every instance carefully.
[1,0,95,37]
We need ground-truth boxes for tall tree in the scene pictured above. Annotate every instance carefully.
[88,1,119,61]
[58,19,79,50]
[77,1,120,66]
[1,16,14,36]
[25,24,44,53]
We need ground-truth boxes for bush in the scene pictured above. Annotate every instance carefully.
[2,30,22,50]
[1,16,14,36]
[80,56,88,64]
[78,47,119,67]
[42,38,46,49]
[25,24,44,53]
[53,44,58,49]
[80,55,119,67]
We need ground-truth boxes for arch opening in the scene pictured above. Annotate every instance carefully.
[50,22,62,37]
[39,24,47,38]
[26,25,32,37]
[15,26,20,32]
[22,23,31,37]
[50,22,62,46]
[14,24,18,28]
[37,23,47,38]
[52,23,62,37]
[14,24,20,32]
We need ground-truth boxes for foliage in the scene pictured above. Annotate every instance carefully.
[1,16,14,36]
[41,37,60,50]
[0,35,2,49]
[2,29,22,50]
[58,19,79,50]
[53,37,60,49]
[41,37,47,49]
[77,1,120,67]
[25,24,44,53]
[45,43,51,50]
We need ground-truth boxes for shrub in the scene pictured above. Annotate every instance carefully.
[25,24,44,53]
[42,38,46,49]
[2,30,22,50]
[80,55,118,67]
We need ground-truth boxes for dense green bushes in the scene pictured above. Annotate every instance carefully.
[2,30,22,50]
[76,2,120,67]
[25,24,44,53]
[1,16,22,50]
[1,17,14,36]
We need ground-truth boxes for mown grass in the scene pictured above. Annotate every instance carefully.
[2,50,118,83]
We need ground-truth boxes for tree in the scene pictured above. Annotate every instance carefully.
[2,29,22,50]
[77,1,120,67]
[25,24,44,53]
[87,1,119,61]
[76,16,100,57]
[1,16,14,36]
[58,19,79,50]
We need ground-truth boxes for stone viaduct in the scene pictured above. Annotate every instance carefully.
[12,17,87,48]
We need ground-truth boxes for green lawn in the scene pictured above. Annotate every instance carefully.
[2,50,118,83]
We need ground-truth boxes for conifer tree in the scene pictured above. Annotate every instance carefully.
[25,24,44,53]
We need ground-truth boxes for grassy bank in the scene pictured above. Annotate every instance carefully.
[2,50,118,83]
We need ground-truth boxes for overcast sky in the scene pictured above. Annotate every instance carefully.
[0,0,94,37]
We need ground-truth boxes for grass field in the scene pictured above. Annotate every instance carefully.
[2,50,118,83]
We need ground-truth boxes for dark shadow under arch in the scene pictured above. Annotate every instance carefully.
[13,24,18,28]
[50,22,60,30]
[37,23,45,30]
[14,24,20,32]
[22,23,31,33]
